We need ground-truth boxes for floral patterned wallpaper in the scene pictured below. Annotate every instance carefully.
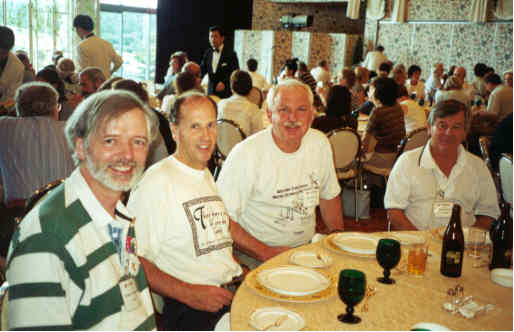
[375,22,512,80]
[235,29,358,82]
[362,0,513,79]
[252,0,365,34]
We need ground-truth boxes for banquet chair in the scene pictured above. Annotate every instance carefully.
[1,289,7,331]
[499,153,513,209]
[246,87,263,108]
[396,128,429,158]
[478,136,493,171]
[213,119,247,180]
[327,127,362,220]
[22,179,65,219]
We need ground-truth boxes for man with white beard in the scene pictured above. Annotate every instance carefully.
[6,90,158,330]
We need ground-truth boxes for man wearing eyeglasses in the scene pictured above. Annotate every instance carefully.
[385,100,500,231]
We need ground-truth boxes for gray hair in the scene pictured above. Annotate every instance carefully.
[15,81,58,117]
[266,79,313,111]
[65,90,159,165]
[79,66,106,84]
[428,99,471,132]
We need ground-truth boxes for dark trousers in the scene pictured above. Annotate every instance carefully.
[162,297,230,331]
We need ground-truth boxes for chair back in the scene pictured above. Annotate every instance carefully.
[499,153,513,206]
[23,179,65,218]
[216,119,247,160]
[478,136,493,171]
[327,128,361,179]
[247,87,263,108]
[397,127,429,157]
[1,289,7,331]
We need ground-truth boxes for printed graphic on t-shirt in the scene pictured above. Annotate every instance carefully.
[271,173,320,233]
[183,195,233,256]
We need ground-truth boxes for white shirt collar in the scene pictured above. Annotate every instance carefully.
[65,168,133,228]
[419,138,466,172]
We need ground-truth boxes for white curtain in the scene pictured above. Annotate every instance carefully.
[366,0,385,20]
[346,0,361,20]
[494,0,513,20]
[391,0,408,23]
[470,0,488,23]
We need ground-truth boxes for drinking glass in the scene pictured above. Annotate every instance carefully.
[376,238,401,284]
[467,228,486,259]
[338,269,366,324]
[408,242,429,277]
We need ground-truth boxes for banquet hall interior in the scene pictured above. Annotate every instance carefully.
[0,0,513,329]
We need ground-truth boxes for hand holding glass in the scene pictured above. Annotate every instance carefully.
[376,238,401,284]
[338,269,366,324]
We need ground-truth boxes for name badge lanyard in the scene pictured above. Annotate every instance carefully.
[418,142,453,218]
[115,210,143,312]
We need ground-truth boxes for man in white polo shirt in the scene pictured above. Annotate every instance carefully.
[128,91,242,330]
[385,100,499,231]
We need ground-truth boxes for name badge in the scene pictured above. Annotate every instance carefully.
[433,201,454,218]
[120,277,142,312]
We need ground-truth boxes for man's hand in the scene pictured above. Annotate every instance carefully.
[183,284,233,312]
[215,82,225,92]
[261,246,290,261]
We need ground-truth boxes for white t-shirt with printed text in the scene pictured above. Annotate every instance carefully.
[128,156,242,286]
[216,128,341,247]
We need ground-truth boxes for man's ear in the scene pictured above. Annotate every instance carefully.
[170,123,178,141]
[75,138,86,161]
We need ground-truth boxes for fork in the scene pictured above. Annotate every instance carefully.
[262,315,288,330]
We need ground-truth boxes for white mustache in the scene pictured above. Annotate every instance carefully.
[284,121,303,128]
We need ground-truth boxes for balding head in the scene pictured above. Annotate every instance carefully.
[455,67,466,84]
[182,61,202,86]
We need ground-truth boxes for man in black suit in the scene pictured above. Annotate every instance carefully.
[200,26,239,99]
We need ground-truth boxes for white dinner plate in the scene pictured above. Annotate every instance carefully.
[491,268,513,288]
[249,307,305,331]
[389,232,425,246]
[331,233,378,255]
[256,266,330,297]
[289,251,332,268]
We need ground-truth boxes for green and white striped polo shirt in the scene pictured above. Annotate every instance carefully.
[6,169,156,330]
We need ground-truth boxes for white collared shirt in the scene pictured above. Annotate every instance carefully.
[384,140,500,230]
[212,44,224,73]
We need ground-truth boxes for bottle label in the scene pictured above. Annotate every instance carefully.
[446,251,462,264]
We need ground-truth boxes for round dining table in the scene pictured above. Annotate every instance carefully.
[230,231,513,331]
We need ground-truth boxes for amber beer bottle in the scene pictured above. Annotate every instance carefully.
[489,202,513,269]
[440,204,464,277]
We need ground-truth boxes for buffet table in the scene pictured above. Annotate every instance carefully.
[230,231,513,331]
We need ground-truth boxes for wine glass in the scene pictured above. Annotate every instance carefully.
[338,269,366,324]
[376,238,401,284]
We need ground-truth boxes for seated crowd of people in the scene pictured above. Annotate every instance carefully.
[0,16,512,331]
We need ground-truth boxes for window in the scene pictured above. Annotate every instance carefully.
[1,0,74,71]
[1,0,157,82]
[99,0,157,82]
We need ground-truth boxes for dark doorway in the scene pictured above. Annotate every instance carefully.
[156,0,253,83]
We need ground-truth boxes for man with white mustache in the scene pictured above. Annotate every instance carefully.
[6,90,159,330]
[217,79,345,269]
[128,91,242,330]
